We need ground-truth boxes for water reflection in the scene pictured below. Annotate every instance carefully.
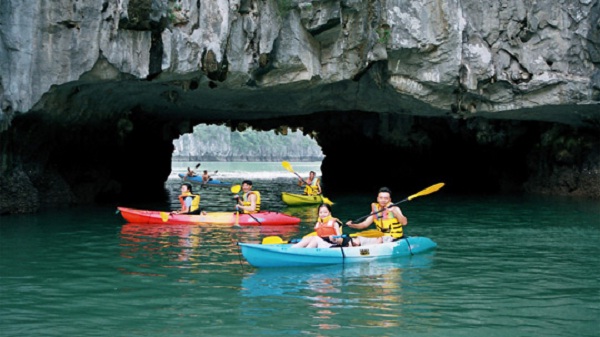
[239,255,436,332]
[118,223,301,271]
[282,205,319,222]
[241,254,435,298]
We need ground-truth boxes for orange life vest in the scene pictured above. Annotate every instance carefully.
[315,216,339,237]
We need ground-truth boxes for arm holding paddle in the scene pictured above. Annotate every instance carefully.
[282,161,321,195]
[186,163,201,177]
[298,171,322,195]
[346,187,411,245]
[346,205,407,229]
[282,161,333,204]
[235,193,257,213]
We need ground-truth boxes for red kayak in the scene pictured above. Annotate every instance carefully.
[117,207,301,226]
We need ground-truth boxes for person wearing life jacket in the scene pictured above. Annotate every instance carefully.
[345,187,407,245]
[292,203,349,248]
[298,171,322,195]
[172,183,202,214]
[234,180,261,214]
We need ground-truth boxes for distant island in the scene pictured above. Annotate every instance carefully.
[172,124,324,162]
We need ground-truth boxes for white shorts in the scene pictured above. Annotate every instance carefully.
[317,239,334,248]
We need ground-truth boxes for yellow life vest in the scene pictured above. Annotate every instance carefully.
[242,191,261,213]
[178,191,200,213]
[304,177,320,195]
[371,202,403,239]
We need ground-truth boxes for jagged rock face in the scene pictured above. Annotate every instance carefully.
[0,0,599,214]
[171,125,325,161]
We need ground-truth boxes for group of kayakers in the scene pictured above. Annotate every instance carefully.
[172,179,261,216]
[185,166,213,184]
[174,167,409,248]
[175,169,317,216]
[291,187,407,248]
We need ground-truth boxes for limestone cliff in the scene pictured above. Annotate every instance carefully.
[172,124,324,161]
[0,0,598,214]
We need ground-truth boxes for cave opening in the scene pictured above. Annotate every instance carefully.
[169,123,325,180]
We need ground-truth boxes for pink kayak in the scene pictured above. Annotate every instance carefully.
[117,207,301,226]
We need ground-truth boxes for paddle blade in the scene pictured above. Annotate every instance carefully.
[195,163,201,169]
[349,229,384,238]
[262,236,286,244]
[322,197,334,205]
[281,161,294,173]
[407,182,445,201]
[230,185,241,194]
[160,212,169,222]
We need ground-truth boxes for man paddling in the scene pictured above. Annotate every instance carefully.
[346,187,407,245]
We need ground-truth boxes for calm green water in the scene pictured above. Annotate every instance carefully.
[1,162,599,336]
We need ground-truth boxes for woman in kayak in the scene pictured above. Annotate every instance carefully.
[346,187,407,245]
[299,171,322,195]
[291,204,350,248]
[172,183,202,215]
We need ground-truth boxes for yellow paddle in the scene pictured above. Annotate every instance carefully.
[281,161,333,205]
[231,185,241,225]
[352,182,445,223]
[261,229,382,244]
[262,236,287,244]
[160,212,169,222]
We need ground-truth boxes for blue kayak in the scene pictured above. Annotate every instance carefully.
[178,173,232,187]
[237,236,437,268]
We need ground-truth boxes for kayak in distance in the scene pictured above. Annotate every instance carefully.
[117,207,301,226]
[281,192,334,206]
[237,236,437,268]
[177,173,232,188]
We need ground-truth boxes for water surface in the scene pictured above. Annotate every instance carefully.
[1,162,598,336]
